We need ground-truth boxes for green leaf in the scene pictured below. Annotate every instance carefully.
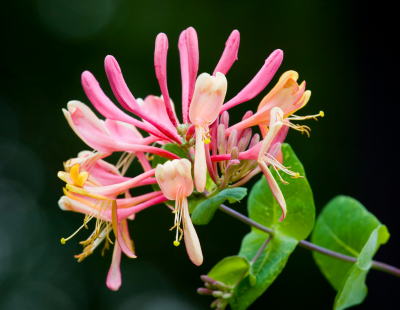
[231,231,297,310]
[208,256,250,286]
[231,143,315,309]
[311,195,390,309]
[191,188,247,225]
[247,143,315,241]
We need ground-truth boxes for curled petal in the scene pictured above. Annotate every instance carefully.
[182,197,203,265]
[111,200,136,258]
[104,57,181,143]
[81,70,170,142]
[68,169,156,200]
[213,30,240,76]
[154,33,179,127]
[220,49,283,114]
[106,241,122,291]
[258,160,287,221]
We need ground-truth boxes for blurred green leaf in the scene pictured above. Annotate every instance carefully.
[191,188,247,225]
[311,195,390,309]
[230,143,315,309]
[208,256,250,286]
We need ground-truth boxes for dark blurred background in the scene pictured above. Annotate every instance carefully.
[0,1,398,309]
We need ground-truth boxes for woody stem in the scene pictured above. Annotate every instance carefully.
[218,204,400,278]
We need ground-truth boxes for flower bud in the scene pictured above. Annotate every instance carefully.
[237,110,254,140]
[222,293,232,299]
[217,124,226,155]
[200,275,216,284]
[197,288,213,295]
[212,291,223,297]
[220,111,229,129]
[226,129,237,154]
[237,128,252,152]
[249,133,260,150]
[230,146,239,160]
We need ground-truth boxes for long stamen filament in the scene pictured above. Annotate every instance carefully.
[288,111,325,121]
[61,215,94,244]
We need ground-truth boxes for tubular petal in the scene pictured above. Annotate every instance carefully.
[104,56,181,143]
[186,27,199,113]
[178,30,190,123]
[189,72,228,124]
[194,126,207,192]
[81,71,170,141]
[154,33,179,127]
[258,160,287,221]
[213,30,240,76]
[79,169,156,199]
[182,197,203,266]
[111,200,136,258]
[220,49,283,114]
[106,241,122,291]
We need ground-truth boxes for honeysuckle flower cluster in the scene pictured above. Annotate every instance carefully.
[57,26,323,290]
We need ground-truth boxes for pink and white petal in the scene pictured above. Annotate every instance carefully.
[258,160,287,221]
[182,197,203,266]
[213,30,240,76]
[194,126,207,193]
[220,49,283,114]
[154,33,179,127]
[106,241,122,291]
[178,30,190,123]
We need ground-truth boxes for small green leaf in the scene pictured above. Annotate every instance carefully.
[231,143,315,309]
[191,188,247,225]
[334,226,389,310]
[311,195,390,310]
[231,231,298,310]
[208,256,250,286]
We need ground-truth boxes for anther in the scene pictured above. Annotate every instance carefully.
[173,241,180,247]
[205,138,211,144]
[320,111,324,117]
[295,172,300,178]
[61,238,66,244]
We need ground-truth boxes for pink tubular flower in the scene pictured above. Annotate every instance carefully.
[155,159,203,266]
[189,72,228,192]
[225,71,313,137]
[63,100,179,160]
[219,49,283,114]
[137,95,178,144]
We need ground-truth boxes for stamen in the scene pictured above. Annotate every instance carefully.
[61,215,94,244]
[272,164,289,185]
[285,121,311,137]
[263,153,304,181]
[288,111,325,121]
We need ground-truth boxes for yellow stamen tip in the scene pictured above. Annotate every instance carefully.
[204,138,211,144]
[295,173,300,178]
[320,111,324,117]
[173,241,180,247]
[61,238,66,244]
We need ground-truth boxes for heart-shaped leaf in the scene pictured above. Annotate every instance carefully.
[311,195,390,310]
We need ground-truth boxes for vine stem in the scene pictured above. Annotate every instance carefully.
[218,204,400,278]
